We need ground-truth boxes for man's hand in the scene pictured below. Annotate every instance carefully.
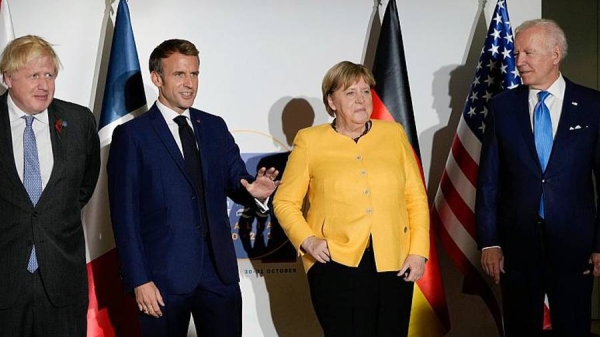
[481,247,504,284]
[398,254,426,282]
[301,236,330,263]
[584,253,600,276]
[241,167,280,200]
[134,281,165,318]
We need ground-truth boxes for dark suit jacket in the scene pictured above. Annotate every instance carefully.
[476,78,600,272]
[107,104,255,295]
[0,93,100,309]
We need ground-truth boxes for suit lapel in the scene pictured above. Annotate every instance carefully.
[549,80,576,167]
[148,106,196,190]
[514,88,542,170]
[189,109,208,182]
[0,94,30,201]
[42,101,66,198]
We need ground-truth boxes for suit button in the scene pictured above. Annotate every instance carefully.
[356,155,362,161]
[404,227,408,233]
[363,189,370,195]
[541,179,545,183]
[366,208,373,214]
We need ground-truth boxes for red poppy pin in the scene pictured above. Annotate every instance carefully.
[55,119,68,133]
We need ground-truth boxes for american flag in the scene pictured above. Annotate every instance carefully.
[431,0,519,334]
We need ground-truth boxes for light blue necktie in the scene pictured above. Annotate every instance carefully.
[23,115,41,273]
[534,91,552,218]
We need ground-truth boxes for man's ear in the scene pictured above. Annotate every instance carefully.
[552,45,562,65]
[150,71,162,87]
[3,72,12,89]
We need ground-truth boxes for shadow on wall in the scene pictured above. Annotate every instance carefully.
[237,97,324,337]
[421,64,472,204]
[422,3,503,337]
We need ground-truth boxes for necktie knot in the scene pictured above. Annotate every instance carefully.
[23,115,35,127]
[174,115,188,128]
[537,90,551,104]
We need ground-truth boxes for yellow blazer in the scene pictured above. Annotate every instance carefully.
[273,120,429,272]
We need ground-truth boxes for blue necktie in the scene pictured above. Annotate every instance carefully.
[534,91,552,218]
[23,115,41,273]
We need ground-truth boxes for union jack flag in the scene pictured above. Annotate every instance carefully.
[431,0,519,334]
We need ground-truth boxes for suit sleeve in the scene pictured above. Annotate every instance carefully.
[78,108,101,208]
[594,107,600,253]
[475,101,500,249]
[273,130,314,253]
[107,125,150,291]
[219,119,255,207]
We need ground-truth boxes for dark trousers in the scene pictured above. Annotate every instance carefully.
[502,217,594,337]
[138,240,242,337]
[0,270,87,337]
[307,248,414,337]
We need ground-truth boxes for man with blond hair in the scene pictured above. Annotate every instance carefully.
[0,35,100,336]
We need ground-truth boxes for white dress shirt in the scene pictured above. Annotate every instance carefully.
[528,74,566,138]
[9,94,54,189]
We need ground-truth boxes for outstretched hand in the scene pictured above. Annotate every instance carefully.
[241,167,280,200]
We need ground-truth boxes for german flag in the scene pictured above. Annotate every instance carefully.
[371,1,450,335]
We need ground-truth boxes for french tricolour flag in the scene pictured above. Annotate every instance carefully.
[82,1,146,336]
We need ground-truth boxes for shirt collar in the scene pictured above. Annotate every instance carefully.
[155,99,191,124]
[528,73,566,102]
[7,93,50,125]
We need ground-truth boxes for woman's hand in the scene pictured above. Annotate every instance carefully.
[398,254,426,282]
[301,236,330,263]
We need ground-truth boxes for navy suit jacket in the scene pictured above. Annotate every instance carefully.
[476,78,600,272]
[107,104,255,295]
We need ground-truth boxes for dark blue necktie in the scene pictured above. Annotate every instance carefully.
[534,91,552,218]
[174,116,209,236]
[23,115,41,272]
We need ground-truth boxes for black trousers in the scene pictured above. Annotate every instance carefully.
[307,248,414,337]
[502,217,594,337]
[0,270,87,337]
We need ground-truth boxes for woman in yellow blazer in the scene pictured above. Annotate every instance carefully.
[273,61,429,337]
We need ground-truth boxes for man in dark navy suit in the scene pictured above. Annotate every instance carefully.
[476,19,600,336]
[107,39,278,337]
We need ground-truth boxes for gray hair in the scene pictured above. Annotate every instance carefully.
[515,19,568,60]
